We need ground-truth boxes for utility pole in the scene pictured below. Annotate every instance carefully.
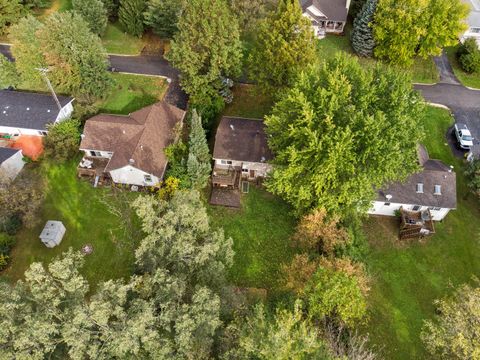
[35,68,62,111]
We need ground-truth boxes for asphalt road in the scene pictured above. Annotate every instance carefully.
[414,52,480,156]
[0,44,188,110]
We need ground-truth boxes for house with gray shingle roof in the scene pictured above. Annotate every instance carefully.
[300,0,351,38]
[368,146,457,221]
[0,90,74,137]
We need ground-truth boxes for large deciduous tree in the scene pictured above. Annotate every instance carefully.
[374,0,468,66]
[167,0,242,122]
[73,0,109,36]
[228,0,276,35]
[351,0,377,57]
[143,0,183,38]
[265,54,425,217]
[119,0,146,37]
[421,281,480,359]
[37,12,113,102]
[8,16,46,89]
[248,0,316,94]
[0,0,26,35]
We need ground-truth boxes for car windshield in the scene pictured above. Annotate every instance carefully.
[463,135,473,141]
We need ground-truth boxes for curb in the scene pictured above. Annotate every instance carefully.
[426,102,451,110]
[116,71,170,81]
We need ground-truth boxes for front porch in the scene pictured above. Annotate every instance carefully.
[312,20,346,38]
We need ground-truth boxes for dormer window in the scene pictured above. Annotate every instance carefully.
[416,183,424,193]
[434,185,442,195]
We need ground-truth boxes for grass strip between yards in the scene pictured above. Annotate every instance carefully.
[97,73,168,115]
[362,106,480,359]
[1,160,142,290]
[445,46,480,89]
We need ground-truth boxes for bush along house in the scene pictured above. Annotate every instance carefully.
[212,117,273,189]
[78,101,186,188]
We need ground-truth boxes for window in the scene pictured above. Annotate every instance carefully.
[90,151,102,157]
[38,131,48,136]
[428,207,441,211]
[471,27,480,33]
[384,202,391,206]
[144,175,153,183]
[434,185,442,195]
[412,205,421,211]
[416,183,424,193]
[220,160,233,165]
[242,168,248,173]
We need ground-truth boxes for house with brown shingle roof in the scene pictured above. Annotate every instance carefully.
[300,0,351,38]
[212,117,273,188]
[78,101,185,187]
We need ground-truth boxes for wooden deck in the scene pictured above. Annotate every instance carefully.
[212,166,240,188]
[399,207,435,240]
[77,157,109,179]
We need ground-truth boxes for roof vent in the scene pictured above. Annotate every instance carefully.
[261,156,266,162]
[122,130,126,134]
[129,158,135,165]
[140,145,144,150]
[26,107,30,111]
[230,124,235,131]
[47,109,51,113]
[434,185,442,195]
[416,183,424,193]
[385,194,392,201]
[80,134,85,139]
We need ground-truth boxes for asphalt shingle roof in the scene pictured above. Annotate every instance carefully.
[301,0,349,22]
[0,90,73,131]
[0,147,20,164]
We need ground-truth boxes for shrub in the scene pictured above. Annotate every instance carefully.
[43,119,81,162]
[465,159,480,197]
[457,38,480,74]
[0,254,9,270]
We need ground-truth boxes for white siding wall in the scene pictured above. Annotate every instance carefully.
[368,201,451,221]
[55,102,74,123]
[461,29,480,47]
[0,125,45,136]
[0,150,24,181]
[109,165,160,187]
[214,159,273,178]
[80,149,113,159]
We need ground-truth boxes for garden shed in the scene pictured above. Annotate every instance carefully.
[39,221,66,248]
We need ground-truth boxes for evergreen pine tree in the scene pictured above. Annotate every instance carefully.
[143,0,183,38]
[186,109,211,189]
[119,0,145,37]
[73,0,108,36]
[351,0,377,57]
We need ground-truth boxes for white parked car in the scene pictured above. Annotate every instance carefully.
[454,123,474,150]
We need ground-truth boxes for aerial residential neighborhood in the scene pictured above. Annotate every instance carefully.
[0,0,479,359]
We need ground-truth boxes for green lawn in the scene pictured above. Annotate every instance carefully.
[2,161,141,289]
[207,187,297,290]
[102,22,145,55]
[362,106,480,359]
[224,84,275,119]
[316,28,439,84]
[445,46,480,89]
[97,73,168,115]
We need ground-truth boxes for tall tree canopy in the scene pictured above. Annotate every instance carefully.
[228,0,276,35]
[73,0,109,36]
[351,0,377,57]
[0,0,26,35]
[143,0,183,38]
[265,54,425,217]
[186,109,211,189]
[167,0,242,119]
[248,0,316,94]
[373,0,468,66]
[421,281,480,359]
[38,12,112,101]
[119,0,146,37]
[8,16,46,89]
[0,54,19,89]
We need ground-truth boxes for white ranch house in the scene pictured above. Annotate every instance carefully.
[462,0,480,47]
[369,146,457,221]
[0,90,73,137]
[301,0,351,38]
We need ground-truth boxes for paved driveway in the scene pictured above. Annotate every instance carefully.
[0,44,188,110]
[415,52,480,156]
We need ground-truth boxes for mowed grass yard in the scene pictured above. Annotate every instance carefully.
[317,27,439,84]
[97,73,168,115]
[362,106,480,359]
[207,187,297,290]
[2,161,142,289]
[446,45,480,89]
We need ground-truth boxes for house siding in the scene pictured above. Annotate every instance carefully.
[80,149,113,159]
[109,165,160,187]
[0,150,24,181]
[214,159,273,179]
[368,201,451,221]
